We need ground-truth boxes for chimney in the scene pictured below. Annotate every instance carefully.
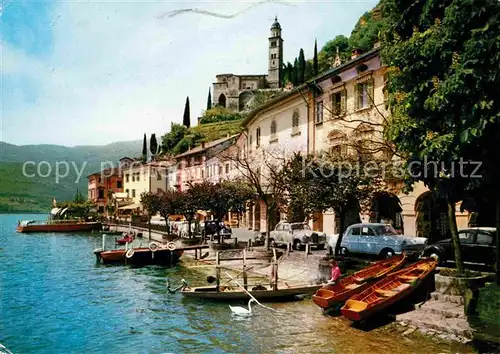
[374,41,381,49]
[351,48,363,60]
[226,133,230,138]
[201,142,206,148]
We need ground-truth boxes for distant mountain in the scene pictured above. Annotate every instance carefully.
[0,140,141,213]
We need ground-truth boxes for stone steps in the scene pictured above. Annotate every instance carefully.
[397,309,472,339]
[417,300,465,318]
[430,291,464,305]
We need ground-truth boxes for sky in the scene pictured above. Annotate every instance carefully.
[1,0,378,147]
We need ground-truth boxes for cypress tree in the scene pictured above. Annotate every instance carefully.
[183,96,191,128]
[292,58,298,86]
[150,133,158,159]
[298,48,306,83]
[207,88,212,110]
[142,133,147,162]
[313,39,319,75]
[286,62,294,85]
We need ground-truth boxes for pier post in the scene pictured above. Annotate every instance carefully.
[248,239,252,250]
[233,237,238,248]
[243,249,248,290]
[304,244,310,258]
[287,242,292,255]
[215,252,220,292]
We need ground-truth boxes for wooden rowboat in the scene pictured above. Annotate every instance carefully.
[181,284,321,301]
[341,258,437,321]
[312,253,406,310]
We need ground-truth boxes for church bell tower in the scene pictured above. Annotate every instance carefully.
[268,16,283,88]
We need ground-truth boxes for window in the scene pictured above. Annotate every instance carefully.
[157,171,162,180]
[126,189,129,197]
[270,120,277,141]
[331,89,346,117]
[218,164,222,175]
[249,134,253,148]
[476,232,494,245]
[356,79,373,109]
[98,206,104,213]
[330,145,342,156]
[349,227,361,236]
[256,127,261,147]
[202,169,204,178]
[117,181,123,189]
[225,164,230,175]
[98,189,104,199]
[275,224,283,231]
[132,189,136,198]
[98,177,102,183]
[125,174,129,183]
[283,224,290,231]
[315,101,323,123]
[458,231,475,244]
[292,110,300,134]
[270,40,276,47]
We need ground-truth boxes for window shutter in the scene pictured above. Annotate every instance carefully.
[355,84,359,110]
[367,78,374,106]
[340,89,346,114]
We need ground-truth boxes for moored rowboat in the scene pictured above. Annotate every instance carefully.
[340,258,437,321]
[181,284,321,301]
[312,253,406,310]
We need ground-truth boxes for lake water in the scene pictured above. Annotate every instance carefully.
[0,214,472,353]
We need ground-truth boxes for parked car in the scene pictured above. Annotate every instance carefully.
[203,220,232,239]
[340,223,427,259]
[422,227,497,269]
[270,222,327,250]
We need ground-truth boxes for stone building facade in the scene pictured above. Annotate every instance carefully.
[212,17,284,112]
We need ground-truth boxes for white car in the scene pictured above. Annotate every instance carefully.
[340,223,427,258]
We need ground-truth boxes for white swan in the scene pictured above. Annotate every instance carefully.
[229,299,256,316]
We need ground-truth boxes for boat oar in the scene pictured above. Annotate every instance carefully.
[224,271,278,313]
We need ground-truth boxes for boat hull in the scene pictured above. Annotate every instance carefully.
[95,248,184,266]
[181,285,321,301]
[341,258,437,321]
[17,222,102,233]
[312,253,406,309]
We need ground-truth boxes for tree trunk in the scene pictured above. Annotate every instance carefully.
[265,207,272,250]
[216,218,222,244]
[334,209,346,256]
[447,200,464,275]
[187,219,192,239]
[496,199,500,285]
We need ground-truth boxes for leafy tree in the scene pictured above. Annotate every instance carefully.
[150,133,158,159]
[157,189,183,236]
[161,123,188,155]
[183,96,191,128]
[207,88,212,110]
[349,5,384,52]
[313,39,318,75]
[318,35,350,72]
[177,187,200,238]
[304,61,314,82]
[284,152,384,255]
[142,133,147,162]
[381,0,500,276]
[140,192,161,240]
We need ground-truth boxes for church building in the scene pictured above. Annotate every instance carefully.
[212,17,284,112]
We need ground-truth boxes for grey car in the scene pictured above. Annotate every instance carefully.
[340,223,428,258]
[270,222,327,250]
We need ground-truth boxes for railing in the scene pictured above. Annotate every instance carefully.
[111,219,171,234]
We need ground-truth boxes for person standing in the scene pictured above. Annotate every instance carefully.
[328,259,341,284]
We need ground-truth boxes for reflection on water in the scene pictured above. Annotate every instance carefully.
[0,214,472,353]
